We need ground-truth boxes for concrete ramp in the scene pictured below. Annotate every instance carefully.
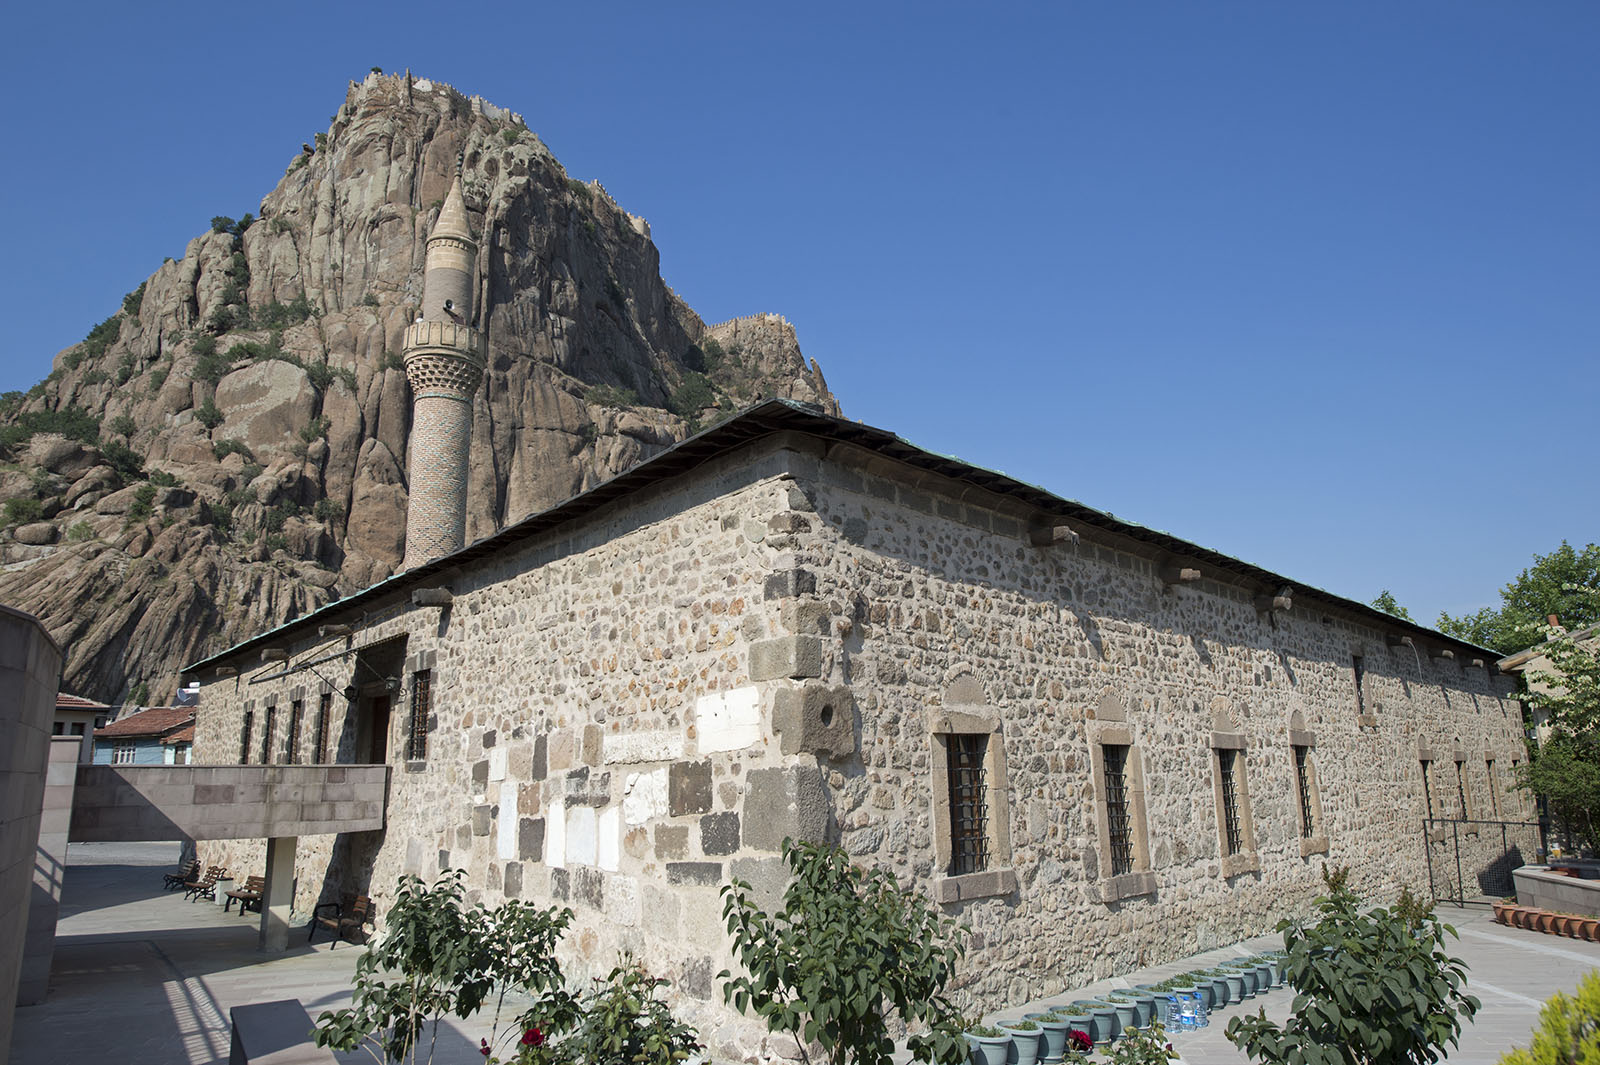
[69,764,389,842]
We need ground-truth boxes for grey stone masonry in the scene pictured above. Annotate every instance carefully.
[187,419,1529,1062]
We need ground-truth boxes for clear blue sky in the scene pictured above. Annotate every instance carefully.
[3,2,1595,631]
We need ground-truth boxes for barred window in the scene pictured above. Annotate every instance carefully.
[1485,759,1500,817]
[1455,760,1472,819]
[286,700,303,764]
[946,733,988,875]
[1218,749,1244,856]
[1103,744,1135,876]
[260,706,276,764]
[315,692,332,764]
[1293,746,1316,839]
[1352,655,1366,715]
[407,669,432,761]
[240,710,254,764]
[1420,760,1434,819]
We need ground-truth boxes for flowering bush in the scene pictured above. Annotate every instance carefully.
[1106,1021,1177,1065]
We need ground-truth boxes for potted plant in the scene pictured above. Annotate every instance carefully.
[1136,984,1173,1026]
[1024,1010,1074,1064]
[1071,1001,1119,1045]
[1101,991,1141,1032]
[1052,1006,1095,1041]
[1215,967,1246,1002]
[966,1023,1011,1065]
[998,1018,1043,1065]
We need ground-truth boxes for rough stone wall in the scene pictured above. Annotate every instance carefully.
[191,438,1531,1059]
[789,443,1531,1011]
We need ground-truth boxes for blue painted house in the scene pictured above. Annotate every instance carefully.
[92,706,195,766]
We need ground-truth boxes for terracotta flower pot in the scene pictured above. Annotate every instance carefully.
[1509,907,1532,929]
[1580,918,1600,942]
[1549,915,1571,937]
[1535,912,1554,934]
[1491,901,1507,923]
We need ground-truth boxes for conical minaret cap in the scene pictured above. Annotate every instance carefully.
[431,174,476,245]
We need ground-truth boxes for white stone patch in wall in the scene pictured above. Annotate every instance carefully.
[623,769,669,826]
[497,781,516,860]
[546,798,566,870]
[566,805,597,867]
[597,806,621,872]
[610,873,641,926]
[603,731,686,765]
[489,747,508,782]
[695,686,763,754]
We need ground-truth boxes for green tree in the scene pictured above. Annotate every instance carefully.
[719,839,968,1065]
[1226,866,1478,1065]
[1438,542,1600,653]
[1371,589,1413,622]
[1519,733,1600,856]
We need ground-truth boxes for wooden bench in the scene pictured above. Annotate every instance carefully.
[225,875,266,915]
[164,860,200,891]
[183,865,228,902]
[307,895,370,948]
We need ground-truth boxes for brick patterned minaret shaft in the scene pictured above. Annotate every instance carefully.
[402,172,486,569]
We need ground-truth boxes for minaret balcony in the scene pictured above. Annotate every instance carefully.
[402,320,485,361]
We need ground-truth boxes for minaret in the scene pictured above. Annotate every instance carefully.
[401,163,486,569]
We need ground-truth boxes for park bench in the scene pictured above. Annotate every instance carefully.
[307,894,371,948]
[225,875,266,915]
[164,859,200,891]
[183,865,228,902]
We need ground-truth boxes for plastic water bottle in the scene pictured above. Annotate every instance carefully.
[1178,994,1196,1031]
[1167,995,1186,1032]
[1195,992,1210,1028]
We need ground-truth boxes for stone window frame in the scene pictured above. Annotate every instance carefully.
[314,690,332,765]
[239,708,254,765]
[286,691,304,765]
[1086,695,1156,902]
[260,696,277,765]
[1210,729,1260,877]
[926,704,1016,905]
[1288,722,1329,858]
[1484,754,1501,818]
[1352,647,1378,728]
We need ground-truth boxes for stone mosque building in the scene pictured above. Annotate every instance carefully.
[185,168,1533,1057]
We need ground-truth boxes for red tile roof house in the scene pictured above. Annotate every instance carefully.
[92,706,196,766]
[53,693,113,763]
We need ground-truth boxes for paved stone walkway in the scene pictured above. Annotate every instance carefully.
[11,845,1600,1064]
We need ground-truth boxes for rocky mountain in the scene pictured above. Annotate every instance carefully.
[0,71,838,705]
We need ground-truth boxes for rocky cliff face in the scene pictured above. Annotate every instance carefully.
[0,72,838,704]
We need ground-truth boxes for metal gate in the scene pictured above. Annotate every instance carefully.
[1423,818,1545,906]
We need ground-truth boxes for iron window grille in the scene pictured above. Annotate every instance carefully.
[1103,744,1135,877]
[286,700,303,764]
[260,707,276,765]
[946,733,988,876]
[1218,749,1244,856]
[407,670,432,761]
[240,711,253,765]
[1293,746,1315,838]
[1352,655,1366,715]
[315,693,331,764]
[1455,761,1470,819]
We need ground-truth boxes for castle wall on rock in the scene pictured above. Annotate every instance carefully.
[192,428,1528,1063]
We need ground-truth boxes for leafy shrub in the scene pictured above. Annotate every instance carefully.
[1499,968,1600,1064]
[313,871,574,1064]
[1226,865,1478,1065]
[1518,732,1600,855]
[148,367,169,391]
[148,470,180,488]
[128,681,150,705]
[195,346,235,385]
[256,292,316,327]
[668,372,716,419]
[213,439,253,462]
[3,497,43,525]
[211,216,235,234]
[583,383,637,409]
[115,354,135,386]
[198,500,233,533]
[122,282,146,317]
[500,129,519,147]
[335,367,357,392]
[82,312,123,361]
[66,521,94,542]
[313,498,345,523]
[262,532,288,553]
[720,839,968,1065]
[545,959,702,1064]
[566,177,590,199]
[99,440,144,479]
[305,362,333,391]
[192,335,217,358]
[81,370,108,386]
[195,399,224,430]
[361,291,380,307]
[126,483,158,521]
[0,392,22,419]
[380,351,405,372]
[0,406,101,452]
